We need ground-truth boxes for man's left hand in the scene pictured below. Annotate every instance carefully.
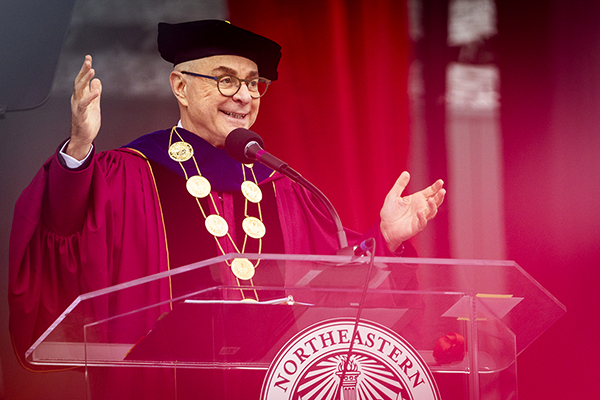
[380,171,446,252]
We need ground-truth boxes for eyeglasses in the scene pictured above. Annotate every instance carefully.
[180,71,271,98]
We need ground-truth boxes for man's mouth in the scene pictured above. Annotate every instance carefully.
[221,110,247,119]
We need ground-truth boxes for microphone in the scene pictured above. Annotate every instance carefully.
[225,128,288,172]
[353,237,375,256]
[225,128,349,251]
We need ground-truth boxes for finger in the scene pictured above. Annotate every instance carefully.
[73,56,96,98]
[74,55,93,87]
[432,188,446,207]
[77,84,101,113]
[76,87,97,110]
[417,209,428,229]
[88,78,102,100]
[425,197,438,219]
[420,179,444,199]
[388,171,411,199]
[93,77,102,92]
[74,55,91,80]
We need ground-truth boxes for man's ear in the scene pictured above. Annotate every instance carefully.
[170,70,188,106]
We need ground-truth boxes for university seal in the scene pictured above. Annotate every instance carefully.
[261,318,441,400]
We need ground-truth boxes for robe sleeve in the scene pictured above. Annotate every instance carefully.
[9,146,168,370]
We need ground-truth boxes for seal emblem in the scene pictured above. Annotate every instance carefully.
[261,318,440,400]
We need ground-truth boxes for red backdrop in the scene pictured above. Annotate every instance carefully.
[498,1,600,398]
[229,0,412,233]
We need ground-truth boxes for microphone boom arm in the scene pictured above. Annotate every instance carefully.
[226,128,349,251]
[278,164,349,250]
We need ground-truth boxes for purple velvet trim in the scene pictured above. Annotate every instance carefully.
[123,128,273,192]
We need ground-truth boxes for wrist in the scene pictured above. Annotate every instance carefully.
[380,221,406,252]
[66,138,93,161]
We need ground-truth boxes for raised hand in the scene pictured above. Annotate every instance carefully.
[67,55,102,160]
[379,171,446,252]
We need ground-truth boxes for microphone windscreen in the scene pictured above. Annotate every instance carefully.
[225,128,265,163]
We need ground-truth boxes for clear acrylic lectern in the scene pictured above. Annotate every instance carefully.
[26,254,565,399]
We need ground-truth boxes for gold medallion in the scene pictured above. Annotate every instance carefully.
[241,180,262,203]
[241,298,259,303]
[242,216,266,239]
[186,175,211,198]
[231,258,255,280]
[168,141,194,162]
[205,215,228,237]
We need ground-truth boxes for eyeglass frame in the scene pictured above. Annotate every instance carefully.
[180,71,271,98]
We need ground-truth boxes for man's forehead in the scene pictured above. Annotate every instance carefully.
[196,55,259,75]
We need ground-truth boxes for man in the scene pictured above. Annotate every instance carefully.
[9,20,445,399]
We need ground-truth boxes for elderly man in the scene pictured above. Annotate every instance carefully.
[10,20,444,399]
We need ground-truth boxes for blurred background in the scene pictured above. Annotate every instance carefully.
[1,0,598,398]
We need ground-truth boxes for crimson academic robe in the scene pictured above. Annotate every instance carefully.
[9,128,410,399]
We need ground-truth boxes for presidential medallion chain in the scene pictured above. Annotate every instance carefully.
[168,127,265,301]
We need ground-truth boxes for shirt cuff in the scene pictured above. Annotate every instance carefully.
[59,140,93,169]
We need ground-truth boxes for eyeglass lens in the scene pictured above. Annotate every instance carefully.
[218,76,269,98]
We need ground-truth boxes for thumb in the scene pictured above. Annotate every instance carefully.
[388,171,411,199]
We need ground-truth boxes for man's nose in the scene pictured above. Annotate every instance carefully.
[233,82,253,102]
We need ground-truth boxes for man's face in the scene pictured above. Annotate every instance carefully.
[174,55,261,148]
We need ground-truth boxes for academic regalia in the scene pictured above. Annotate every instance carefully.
[9,128,406,399]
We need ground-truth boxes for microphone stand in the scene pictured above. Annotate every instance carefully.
[276,164,349,251]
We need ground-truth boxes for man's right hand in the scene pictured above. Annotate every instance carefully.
[67,55,102,161]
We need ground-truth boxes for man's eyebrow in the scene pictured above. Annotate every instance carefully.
[212,65,259,78]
